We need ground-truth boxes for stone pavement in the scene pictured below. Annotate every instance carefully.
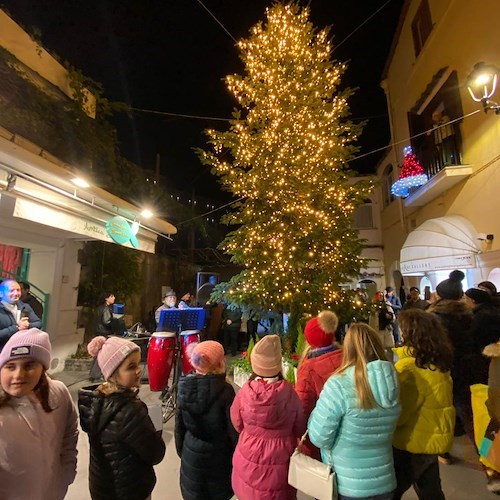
[53,365,494,500]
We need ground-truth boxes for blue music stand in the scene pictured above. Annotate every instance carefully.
[158,307,206,333]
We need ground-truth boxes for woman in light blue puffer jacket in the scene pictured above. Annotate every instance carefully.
[308,323,400,500]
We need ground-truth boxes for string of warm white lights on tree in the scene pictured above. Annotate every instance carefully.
[198,3,372,324]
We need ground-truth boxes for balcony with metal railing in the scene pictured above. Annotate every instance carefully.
[405,121,472,207]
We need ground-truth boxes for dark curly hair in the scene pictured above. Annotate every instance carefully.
[397,309,453,372]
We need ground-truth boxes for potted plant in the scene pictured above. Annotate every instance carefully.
[232,324,308,387]
[231,338,255,387]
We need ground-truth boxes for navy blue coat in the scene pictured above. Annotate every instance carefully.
[175,373,237,500]
[0,300,42,351]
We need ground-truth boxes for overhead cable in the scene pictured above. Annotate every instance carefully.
[195,0,237,43]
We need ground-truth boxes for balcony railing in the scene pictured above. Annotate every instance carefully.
[414,121,462,178]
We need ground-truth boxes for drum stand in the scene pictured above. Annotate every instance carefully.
[159,334,182,423]
[155,308,206,423]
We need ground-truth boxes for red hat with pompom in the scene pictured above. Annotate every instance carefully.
[304,310,338,348]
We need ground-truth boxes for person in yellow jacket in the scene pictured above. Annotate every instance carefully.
[392,309,455,500]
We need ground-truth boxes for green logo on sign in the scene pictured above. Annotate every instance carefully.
[106,216,138,248]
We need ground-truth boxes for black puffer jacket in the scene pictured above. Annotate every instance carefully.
[470,302,500,384]
[78,385,166,500]
[427,299,473,400]
[175,373,238,500]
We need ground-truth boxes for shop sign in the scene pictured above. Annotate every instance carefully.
[401,254,476,274]
[105,216,138,248]
[12,198,154,253]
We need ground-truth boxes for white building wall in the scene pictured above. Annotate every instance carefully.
[378,0,500,291]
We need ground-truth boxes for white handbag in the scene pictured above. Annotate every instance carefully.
[288,431,337,500]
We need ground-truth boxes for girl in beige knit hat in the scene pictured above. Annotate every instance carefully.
[230,335,305,499]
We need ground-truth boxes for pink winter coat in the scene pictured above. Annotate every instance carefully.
[230,379,305,500]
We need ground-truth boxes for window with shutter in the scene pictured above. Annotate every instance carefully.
[411,0,433,57]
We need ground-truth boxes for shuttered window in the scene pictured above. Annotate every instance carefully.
[353,204,374,229]
[411,0,433,57]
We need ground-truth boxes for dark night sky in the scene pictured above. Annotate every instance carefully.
[1,0,403,198]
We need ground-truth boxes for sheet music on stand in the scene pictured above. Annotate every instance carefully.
[158,307,206,333]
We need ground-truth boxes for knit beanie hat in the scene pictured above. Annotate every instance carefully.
[188,340,225,374]
[478,281,498,296]
[0,328,51,369]
[465,286,492,304]
[251,334,282,377]
[304,310,339,348]
[87,336,139,380]
[436,270,465,300]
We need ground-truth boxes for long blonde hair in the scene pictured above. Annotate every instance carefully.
[335,323,386,410]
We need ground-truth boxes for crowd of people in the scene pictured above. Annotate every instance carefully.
[0,271,499,499]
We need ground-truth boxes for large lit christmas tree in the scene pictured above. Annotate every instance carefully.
[199,2,372,330]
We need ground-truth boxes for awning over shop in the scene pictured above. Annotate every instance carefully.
[400,215,481,275]
[0,128,177,253]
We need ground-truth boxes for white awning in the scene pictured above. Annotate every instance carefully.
[400,215,481,275]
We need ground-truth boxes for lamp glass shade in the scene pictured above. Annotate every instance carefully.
[466,62,498,102]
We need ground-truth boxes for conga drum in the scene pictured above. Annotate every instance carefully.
[147,332,176,391]
[180,330,200,374]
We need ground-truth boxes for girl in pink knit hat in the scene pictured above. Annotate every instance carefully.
[175,340,238,500]
[0,328,78,500]
[78,336,165,499]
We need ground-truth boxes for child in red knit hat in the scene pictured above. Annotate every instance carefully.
[295,310,343,458]
[175,341,238,500]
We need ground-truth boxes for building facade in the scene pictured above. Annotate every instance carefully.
[378,0,500,295]
[0,10,176,368]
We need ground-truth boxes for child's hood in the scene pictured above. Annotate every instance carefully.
[177,373,229,414]
[242,379,294,411]
[78,384,136,434]
[366,360,400,409]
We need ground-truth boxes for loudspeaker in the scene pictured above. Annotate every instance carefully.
[196,272,219,305]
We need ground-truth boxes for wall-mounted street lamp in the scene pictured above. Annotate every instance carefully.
[466,62,500,114]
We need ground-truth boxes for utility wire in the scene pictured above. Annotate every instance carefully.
[348,109,481,163]
[130,106,387,123]
[332,0,394,52]
[131,104,479,166]
[130,107,231,122]
[195,0,237,43]
[175,109,481,224]
[178,196,245,225]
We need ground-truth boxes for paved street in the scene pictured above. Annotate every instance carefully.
[55,365,494,500]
